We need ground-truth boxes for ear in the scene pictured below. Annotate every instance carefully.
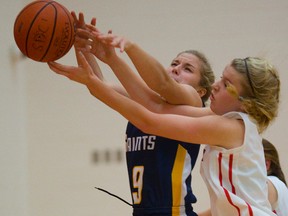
[197,87,207,98]
[239,100,247,112]
[265,160,271,172]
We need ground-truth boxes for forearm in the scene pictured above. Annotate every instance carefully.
[74,43,104,81]
[125,43,201,106]
[86,77,155,132]
[75,46,130,97]
[107,56,161,107]
[125,43,171,96]
[83,52,104,81]
[91,31,199,105]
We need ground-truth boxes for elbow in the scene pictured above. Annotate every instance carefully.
[151,77,171,95]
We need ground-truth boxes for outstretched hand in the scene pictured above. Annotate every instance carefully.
[48,51,97,85]
[96,31,133,53]
[76,24,132,53]
[71,11,96,29]
[76,28,118,64]
[71,11,96,52]
[69,11,106,80]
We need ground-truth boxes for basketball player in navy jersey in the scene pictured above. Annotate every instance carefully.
[60,12,214,216]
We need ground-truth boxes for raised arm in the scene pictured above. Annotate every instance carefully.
[71,12,128,97]
[76,27,163,110]
[48,51,242,149]
[126,43,202,106]
[72,12,103,81]
[95,33,202,107]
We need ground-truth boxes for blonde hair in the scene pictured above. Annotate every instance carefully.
[230,57,280,133]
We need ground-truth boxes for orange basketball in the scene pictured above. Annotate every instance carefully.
[13,0,75,62]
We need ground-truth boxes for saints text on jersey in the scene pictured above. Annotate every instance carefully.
[126,135,156,152]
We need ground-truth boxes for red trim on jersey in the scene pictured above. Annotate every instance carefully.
[218,153,223,184]
[246,201,254,216]
[218,153,254,216]
[229,154,236,194]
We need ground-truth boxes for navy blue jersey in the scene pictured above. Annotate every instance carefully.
[126,122,200,216]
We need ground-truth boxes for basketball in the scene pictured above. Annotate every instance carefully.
[13,0,75,62]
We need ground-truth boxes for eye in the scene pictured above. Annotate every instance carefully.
[225,82,239,98]
[170,60,179,67]
[185,67,192,72]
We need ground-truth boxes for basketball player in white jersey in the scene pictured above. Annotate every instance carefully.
[48,32,280,216]
[263,138,288,216]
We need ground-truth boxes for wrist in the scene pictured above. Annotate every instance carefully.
[106,55,120,66]
[86,75,99,88]
[124,40,135,52]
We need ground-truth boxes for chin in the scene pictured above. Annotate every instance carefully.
[210,105,221,116]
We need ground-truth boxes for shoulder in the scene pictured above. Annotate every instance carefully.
[267,177,278,209]
[208,112,260,149]
[194,114,245,149]
[268,176,288,192]
[223,112,259,136]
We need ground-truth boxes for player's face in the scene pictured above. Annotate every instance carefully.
[209,65,243,115]
[166,53,202,90]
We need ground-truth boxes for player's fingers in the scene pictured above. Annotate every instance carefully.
[71,11,77,21]
[47,61,64,72]
[91,17,96,26]
[96,33,115,43]
[75,36,91,46]
[48,62,67,76]
[48,62,76,75]
[76,51,91,70]
[85,24,98,33]
[120,44,125,52]
[78,12,85,27]
[76,29,93,40]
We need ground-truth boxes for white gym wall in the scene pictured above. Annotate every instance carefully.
[1,0,287,215]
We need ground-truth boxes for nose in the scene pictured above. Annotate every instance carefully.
[212,82,219,92]
[172,65,180,75]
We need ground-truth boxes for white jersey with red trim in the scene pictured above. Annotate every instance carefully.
[268,175,288,216]
[200,112,276,216]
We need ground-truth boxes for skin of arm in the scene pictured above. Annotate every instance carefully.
[82,28,202,107]
[71,12,103,81]
[77,27,205,115]
[198,209,212,216]
[71,12,130,98]
[102,56,165,111]
[76,28,163,110]
[125,42,202,106]
[48,51,244,149]
[267,179,278,208]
